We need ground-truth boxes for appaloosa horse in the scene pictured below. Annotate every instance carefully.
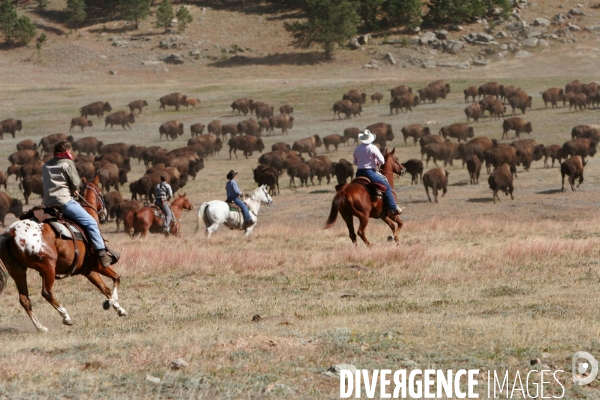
[129,193,193,238]
[0,176,126,332]
[325,148,406,246]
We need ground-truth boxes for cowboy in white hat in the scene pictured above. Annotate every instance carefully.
[353,129,402,217]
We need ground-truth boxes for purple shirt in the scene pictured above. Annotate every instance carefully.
[354,144,385,169]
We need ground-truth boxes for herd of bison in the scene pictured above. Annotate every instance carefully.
[0,77,597,232]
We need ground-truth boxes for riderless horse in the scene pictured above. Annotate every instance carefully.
[0,175,126,332]
[197,185,273,238]
[325,148,406,246]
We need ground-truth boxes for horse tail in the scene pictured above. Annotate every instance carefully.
[0,233,11,295]
[325,192,344,229]
[196,202,209,234]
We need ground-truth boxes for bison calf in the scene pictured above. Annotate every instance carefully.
[423,168,449,203]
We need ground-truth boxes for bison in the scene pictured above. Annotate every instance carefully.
[105,111,135,130]
[423,168,449,203]
[565,79,582,94]
[159,93,187,111]
[9,150,39,166]
[0,192,23,226]
[269,114,294,135]
[541,88,564,109]
[484,146,518,177]
[253,164,280,196]
[439,123,474,143]
[190,123,205,137]
[70,117,93,132]
[542,144,565,168]
[488,163,514,203]
[401,124,430,147]
[402,159,423,184]
[334,158,354,185]
[418,85,446,104]
[0,170,6,190]
[569,93,588,112]
[561,138,597,159]
[19,174,43,205]
[114,200,142,233]
[371,92,383,104]
[306,158,330,185]
[332,100,353,120]
[128,100,148,114]
[0,118,23,139]
[464,86,479,102]
[390,85,412,98]
[207,120,222,137]
[185,98,201,110]
[465,102,482,123]
[287,162,312,188]
[390,93,419,114]
[222,124,239,138]
[502,117,532,140]
[272,142,290,152]
[511,139,544,171]
[467,155,481,185]
[561,155,585,191]
[279,104,294,114]
[160,120,184,141]
[343,127,360,145]
[237,118,261,137]
[80,102,112,119]
[16,139,36,151]
[478,82,503,98]
[508,91,532,115]
[292,135,322,158]
[231,98,253,115]
[419,135,446,159]
[323,134,346,152]
[104,191,123,223]
[424,141,459,167]
[228,136,265,159]
[343,89,367,105]
[20,160,44,179]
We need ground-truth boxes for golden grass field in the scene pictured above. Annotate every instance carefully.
[1,2,600,398]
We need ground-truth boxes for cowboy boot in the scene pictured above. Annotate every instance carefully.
[97,249,112,268]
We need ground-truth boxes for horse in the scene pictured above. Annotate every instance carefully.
[129,193,193,238]
[196,185,273,238]
[0,175,127,333]
[325,148,406,247]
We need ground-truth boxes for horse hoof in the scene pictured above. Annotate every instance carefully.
[387,236,393,242]
[63,318,72,326]
[37,326,49,333]
[103,300,111,310]
[118,309,128,317]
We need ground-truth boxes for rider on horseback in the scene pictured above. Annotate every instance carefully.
[42,140,112,268]
[154,175,173,234]
[226,170,255,229]
[353,129,402,218]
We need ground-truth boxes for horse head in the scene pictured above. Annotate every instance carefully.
[253,185,273,206]
[175,192,194,211]
[383,148,406,178]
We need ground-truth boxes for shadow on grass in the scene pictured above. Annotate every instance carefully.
[536,188,563,195]
[405,199,428,204]
[450,181,469,186]
[309,189,334,194]
[208,52,323,68]
[466,197,493,203]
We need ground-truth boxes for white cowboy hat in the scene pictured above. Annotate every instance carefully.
[358,129,375,144]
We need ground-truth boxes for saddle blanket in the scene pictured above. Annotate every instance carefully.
[20,206,87,242]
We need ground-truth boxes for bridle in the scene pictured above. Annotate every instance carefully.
[78,182,107,223]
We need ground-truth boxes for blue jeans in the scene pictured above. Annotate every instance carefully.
[61,200,105,251]
[155,199,172,228]
[356,169,398,212]
[227,196,251,222]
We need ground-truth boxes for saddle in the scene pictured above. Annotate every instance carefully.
[226,201,242,213]
[336,177,387,198]
[151,204,177,228]
[20,206,120,278]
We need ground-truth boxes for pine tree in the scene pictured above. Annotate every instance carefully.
[386,0,422,29]
[357,0,385,31]
[13,16,36,45]
[426,0,510,24]
[36,0,49,10]
[121,0,151,30]
[0,0,17,44]
[284,0,359,61]
[175,6,193,33]
[156,0,174,32]
[66,0,86,27]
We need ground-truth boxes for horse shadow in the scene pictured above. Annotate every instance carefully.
[536,189,562,195]
[467,197,493,203]
[450,181,469,187]
[309,189,334,194]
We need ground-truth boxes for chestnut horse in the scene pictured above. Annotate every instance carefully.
[325,148,406,246]
[129,193,193,238]
[0,175,127,332]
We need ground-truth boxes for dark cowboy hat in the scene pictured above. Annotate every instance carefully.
[227,170,238,180]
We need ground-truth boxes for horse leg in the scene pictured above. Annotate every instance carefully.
[340,211,357,244]
[86,270,127,317]
[206,222,220,238]
[39,271,73,326]
[356,214,371,247]
[8,266,48,332]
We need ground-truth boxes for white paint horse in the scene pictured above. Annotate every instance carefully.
[196,185,273,238]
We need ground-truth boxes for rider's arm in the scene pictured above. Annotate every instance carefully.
[167,184,173,199]
[371,145,385,166]
[63,161,81,193]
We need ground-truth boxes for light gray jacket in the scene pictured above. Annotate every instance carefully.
[42,158,81,206]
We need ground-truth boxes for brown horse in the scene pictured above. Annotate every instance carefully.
[0,175,126,332]
[325,148,406,246]
[129,193,193,238]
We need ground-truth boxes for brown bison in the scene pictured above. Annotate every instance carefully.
[253,164,280,196]
[500,85,521,103]
[104,191,123,223]
[105,111,135,130]
[401,124,430,146]
[343,127,360,145]
[70,117,93,132]
[569,93,588,112]
[75,160,95,181]
[95,152,131,172]
[332,100,353,120]
[20,160,44,179]
[96,163,127,192]
[565,79,582,94]
[424,141,459,167]
[190,123,205,137]
[16,139,36,151]
[572,124,600,139]
[467,155,481,184]
[562,138,597,159]
[159,120,184,140]
[9,150,40,166]
[128,100,148,114]
[419,135,446,159]
[306,158,330,185]
[228,136,265,159]
[38,134,73,152]
[255,104,274,120]
[367,123,394,144]
[258,118,271,135]
[418,85,446,103]
[222,124,239,138]
[159,93,187,111]
[582,82,599,97]
[484,146,518,177]
[478,95,499,116]
[258,150,289,174]
[185,98,201,110]
[269,114,294,135]
[461,136,496,165]
[0,118,23,139]
[323,134,346,152]
[488,163,514,203]
[343,89,367,105]
[237,118,261,137]
[561,155,585,191]
[341,104,362,119]
[542,144,565,168]
[99,143,129,158]
[541,88,564,109]
[272,142,290,152]
[511,139,544,171]
[402,159,423,184]
[20,174,43,205]
[231,98,253,115]
[390,85,412,98]
[429,80,451,94]
[490,100,506,121]
[287,162,312,188]
[465,102,483,123]
[502,117,532,139]
[390,93,419,114]
[292,135,322,158]
[0,192,23,226]
[207,120,222,137]
[478,82,503,98]
[464,86,479,102]
[279,104,294,114]
[371,92,383,104]
[6,165,21,182]
[508,91,532,115]
[334,158,354,185]
[423,168,449,203]
[0,170,6,190]
[439,123,474,142]
[80,102,112,119]
[115,200,142,233]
